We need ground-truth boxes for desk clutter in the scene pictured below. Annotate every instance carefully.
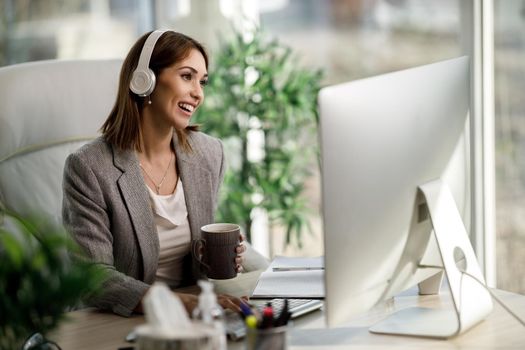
[225,298,323,340]
[242,299,292,329]
[129,257,325,349]
[237,297,323,349]
[134,281,226,350]
[125,280,323,349]
[245,325,288,350]
[240,300,290,350]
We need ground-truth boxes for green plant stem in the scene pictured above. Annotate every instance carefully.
[240,134,252,240]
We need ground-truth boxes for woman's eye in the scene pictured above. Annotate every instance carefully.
[200,79,209,87]
[181,73,192,81]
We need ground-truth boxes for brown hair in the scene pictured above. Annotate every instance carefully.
[101,31,208,152]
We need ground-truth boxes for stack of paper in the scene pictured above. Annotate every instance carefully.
[271,256,324,271]
[251,256,325,299]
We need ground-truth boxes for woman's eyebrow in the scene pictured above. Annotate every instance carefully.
[178,66,208,78]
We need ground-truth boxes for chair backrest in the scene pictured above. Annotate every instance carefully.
[0,59,122,224]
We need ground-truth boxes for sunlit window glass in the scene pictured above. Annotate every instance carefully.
[494,0,525,294]
[0,0,153,67]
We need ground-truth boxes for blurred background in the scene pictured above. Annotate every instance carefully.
[1,0,523,295]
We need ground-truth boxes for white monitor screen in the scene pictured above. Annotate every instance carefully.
[319,56,471,328]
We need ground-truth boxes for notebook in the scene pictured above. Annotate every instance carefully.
[251,256,325,299]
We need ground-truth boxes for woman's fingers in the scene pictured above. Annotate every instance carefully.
[217,294,242,312]
[235,240,246,270]
[178,292,249,315]
[175,292,199,315]
[235,252,244,272]
[235,244,246,254]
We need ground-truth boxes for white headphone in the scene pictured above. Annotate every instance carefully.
[129,30,168,97]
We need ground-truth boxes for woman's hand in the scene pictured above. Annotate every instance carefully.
[176,292,249,315]
[175,292,199,315]
[235,234,246,273]
[217,293,250,313]
[197,233,245,273]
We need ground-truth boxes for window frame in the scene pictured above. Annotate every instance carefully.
[461,0,496,286]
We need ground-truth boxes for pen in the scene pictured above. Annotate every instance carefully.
[272,267,324,272]
[239,301,253,319]
[273,299,289,327]
[245,314,258,329]
[260,302,274,329]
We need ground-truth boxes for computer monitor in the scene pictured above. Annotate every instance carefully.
[318,56,493,338]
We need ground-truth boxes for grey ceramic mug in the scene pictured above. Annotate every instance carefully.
[196,223,240,280]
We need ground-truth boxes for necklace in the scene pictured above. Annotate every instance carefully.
[139,152,174,194]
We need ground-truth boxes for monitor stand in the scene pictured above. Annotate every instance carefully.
[369,179,493,338]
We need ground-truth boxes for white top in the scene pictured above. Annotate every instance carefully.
[146,179,191,287]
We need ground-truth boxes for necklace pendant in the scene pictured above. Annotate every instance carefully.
[139,151,174,195]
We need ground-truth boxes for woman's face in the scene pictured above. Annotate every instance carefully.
[149,48,208,130]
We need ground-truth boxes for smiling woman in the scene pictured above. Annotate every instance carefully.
[145,50,208,132]
[101,31,208,153]
[61,30,267,319]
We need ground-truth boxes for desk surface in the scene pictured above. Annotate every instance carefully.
[52,282,525,349]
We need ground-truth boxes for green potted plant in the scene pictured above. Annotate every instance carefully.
[0,211,106,350]
[194,26,323,249]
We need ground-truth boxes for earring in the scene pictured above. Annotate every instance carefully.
[147,96,152,105]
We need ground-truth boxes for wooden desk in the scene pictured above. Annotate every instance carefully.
[51,270,263,350]
[51,286,525,349]
[287,288,525,349]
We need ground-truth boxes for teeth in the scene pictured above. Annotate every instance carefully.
[179,103,194,112]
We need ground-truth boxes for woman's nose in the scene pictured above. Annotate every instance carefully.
[191,81,203,101]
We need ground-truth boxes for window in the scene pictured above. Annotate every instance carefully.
[4,1,519,292]
[0,0,153,66]
[258,0,464,257]
[494,0,525,294]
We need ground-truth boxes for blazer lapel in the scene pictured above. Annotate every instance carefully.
[173,133,213,241]
[112,146,159,284]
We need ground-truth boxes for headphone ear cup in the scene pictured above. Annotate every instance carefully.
[130,68,156,97]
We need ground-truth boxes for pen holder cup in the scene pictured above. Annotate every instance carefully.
[245,325,288,350]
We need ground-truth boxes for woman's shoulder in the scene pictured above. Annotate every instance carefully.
[187,130,223,154]
[66,136,113,165]
[188,130,221,146]
[184,131,224,170]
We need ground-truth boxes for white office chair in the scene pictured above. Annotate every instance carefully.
[0,58,268,270]
[0,59,122,224]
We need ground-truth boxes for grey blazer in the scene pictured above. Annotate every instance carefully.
[62,131,225,316]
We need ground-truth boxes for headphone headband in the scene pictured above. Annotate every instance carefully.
[130,30,169,97]
[136,30,167,75]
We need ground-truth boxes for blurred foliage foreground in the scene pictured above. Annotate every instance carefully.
[0,211,106,350]
[194,27,323,248]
